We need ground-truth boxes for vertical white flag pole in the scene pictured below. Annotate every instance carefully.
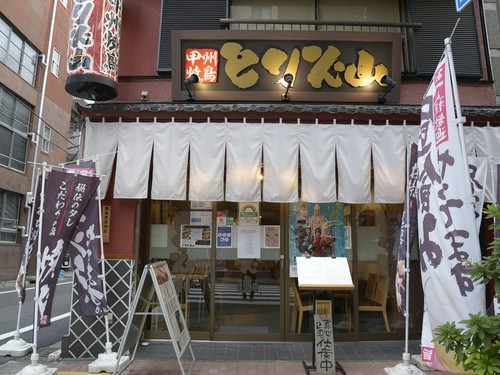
[16,163,57,375]
[385,141,424,375]
[0,175,36,356]
[88,155,129,373]
[445,37,470,178]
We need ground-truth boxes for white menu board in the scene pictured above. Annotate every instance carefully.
[296,257,353,290]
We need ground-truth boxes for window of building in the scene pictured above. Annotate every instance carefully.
[158,0,227,72]
[42,125,51,154]
[229,0,400,27]
[0,86,31,172]
[51,48,60,77]
[411,0,482,78]
[60,0,68,8]
[0,189,21,243]
[0,16,39,86]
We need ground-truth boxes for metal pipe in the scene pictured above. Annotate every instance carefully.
[29,0,59,199]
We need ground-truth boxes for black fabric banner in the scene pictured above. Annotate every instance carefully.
[65,161,109,317]
[15,174,42,303]
[395,143,418,314]
[37,169,101,327]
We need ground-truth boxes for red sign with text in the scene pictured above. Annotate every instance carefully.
[185,48,219,83]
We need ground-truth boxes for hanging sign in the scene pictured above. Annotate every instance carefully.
[455,0,472,12]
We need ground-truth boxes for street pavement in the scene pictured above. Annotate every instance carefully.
[0,340,457,374]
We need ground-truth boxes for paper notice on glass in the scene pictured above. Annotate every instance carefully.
[237,225,261,259]
[296,256,353,290]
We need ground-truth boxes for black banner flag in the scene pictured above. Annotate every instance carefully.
[65,161,109,317]
[395,143,418,314]
[37,169,101,326]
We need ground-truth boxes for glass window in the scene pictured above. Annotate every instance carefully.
[148,200,212,334]
[60,0,68,8]
[0,18,9,61]
[20,43,37,84]
[42,125,51,154]
[0,189,21,243]
[0,86,31,171]
[6,32,22,72]
[355,203,423,335]
[0,15,38,85]
[51,48,60,77]
[317,0,400,23]
[13,101,30,133]
[231,0,315,20]
[230,0,315,30]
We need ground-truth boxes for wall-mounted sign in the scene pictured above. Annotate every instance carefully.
[185,48,219,83]
[238,202,260,225]
[172,30,401,103]
[102,205,111,243]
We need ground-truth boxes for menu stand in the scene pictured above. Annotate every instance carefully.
[295,257,354,375]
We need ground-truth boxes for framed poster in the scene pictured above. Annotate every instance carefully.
[180,225,211,248]
[190,201,212,210]
[239,202,259,225]
[216,225,233,248]
[289,202,345,277]
[263,225,280,248]
[237,225,261,259]
[190,210,212,225]
[344,226,352,250]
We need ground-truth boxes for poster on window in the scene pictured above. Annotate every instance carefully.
[180,225,211,248]
[237,225,261,259]
[263,225,280,248]
[216,225,233,248]
[289,202,345,277]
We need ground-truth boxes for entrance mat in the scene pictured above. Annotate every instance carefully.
[218,326,269,334]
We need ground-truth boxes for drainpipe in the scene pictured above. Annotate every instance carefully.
[28,0,58,202]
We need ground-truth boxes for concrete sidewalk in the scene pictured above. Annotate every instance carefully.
[2,340,456,374]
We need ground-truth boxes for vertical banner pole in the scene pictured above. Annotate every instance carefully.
[16,163,57,374]
[88,155,129,373]
[32,164,48,358]
[384,145,424,375]
[0,173,39,356]
[96,156,111,347]
[445,38,470,177]
[403,138,411,360]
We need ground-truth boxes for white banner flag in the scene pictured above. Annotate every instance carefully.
[417,53,486,372]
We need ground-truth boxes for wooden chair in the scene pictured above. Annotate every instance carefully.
[174,275,191,325]
[359,274,390,332]
[360,273,377,302]
[291,281,313,333]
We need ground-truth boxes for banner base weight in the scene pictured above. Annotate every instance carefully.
[88,352,129,373]
[0,337,32,357]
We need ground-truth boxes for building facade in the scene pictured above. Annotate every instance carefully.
[0,0,74,281]
[61,0,500,357]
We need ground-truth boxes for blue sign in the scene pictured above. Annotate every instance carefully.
[456,0,472,12]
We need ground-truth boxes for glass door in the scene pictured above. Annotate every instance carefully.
[213,202,284,340]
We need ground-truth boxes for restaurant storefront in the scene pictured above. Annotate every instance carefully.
[63,112,498,355]
[61,0,500,358]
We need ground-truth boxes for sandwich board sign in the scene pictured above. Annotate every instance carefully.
[455,0,472,12]
[113,261,195,375]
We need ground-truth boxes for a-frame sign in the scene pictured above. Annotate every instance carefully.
[113,261,196,375]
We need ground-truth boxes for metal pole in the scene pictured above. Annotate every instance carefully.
[95,156,112,348]
[32,163,48,361]
[29,0,58,198]
[403,138,411,363]
[444,38,470,179]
